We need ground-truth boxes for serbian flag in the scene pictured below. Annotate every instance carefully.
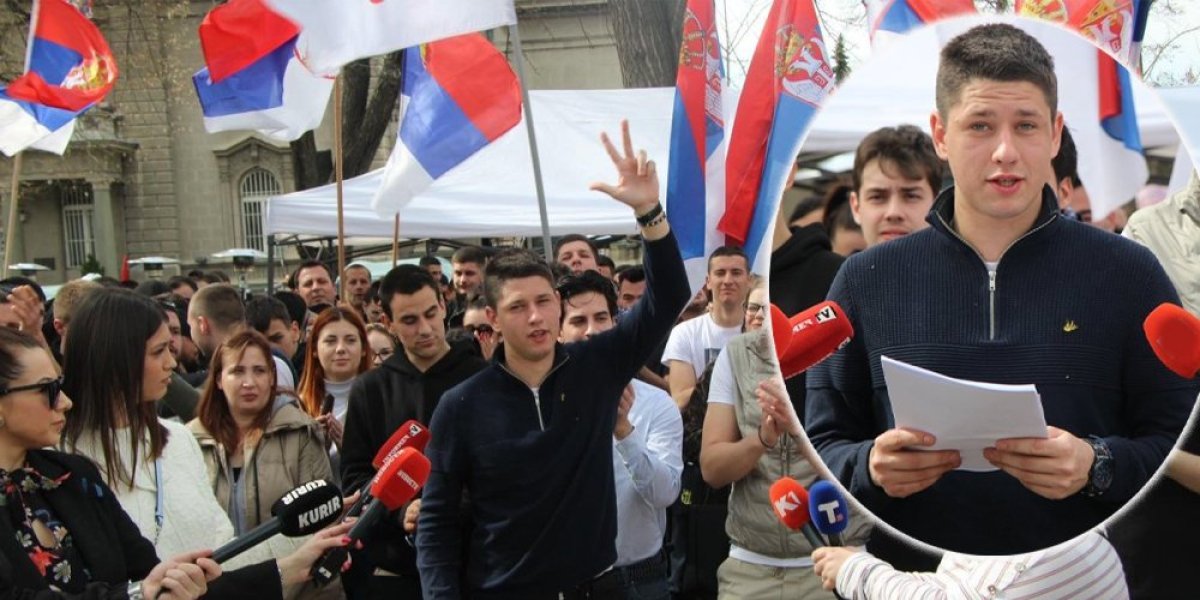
[198,0,299,83]
[667,0,726,292]
[262,0,516,76]
[370,34,521,217]
[1015,0,1149,69]
[865,0,976,47]
[0,0,118,156]
[720,0,836,275]
[1086,48,1147,221]
[192,36,333,142]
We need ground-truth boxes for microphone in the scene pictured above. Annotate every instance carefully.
[341,420,432,518]
[768,476,824,548]
[1144,302,1200,378]
[807,480,850,546]
[210,479,343,563]
[320,393,336,416]
[311,447,431,585]
[771,301,854,379]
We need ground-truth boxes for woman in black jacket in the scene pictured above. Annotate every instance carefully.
[0,325,213,598]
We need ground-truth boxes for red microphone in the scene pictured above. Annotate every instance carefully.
[1144,303,1200,379]
[371,420,431,469]
[768,476,824,548]
[772,301,854,379]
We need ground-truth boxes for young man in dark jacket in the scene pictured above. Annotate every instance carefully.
[416,122,691,599]
[340,265,488,599]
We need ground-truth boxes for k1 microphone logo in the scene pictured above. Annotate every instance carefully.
[774,491,802,515]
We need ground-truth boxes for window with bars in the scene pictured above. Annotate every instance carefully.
[239,168,281,252]
[61,182,95,269]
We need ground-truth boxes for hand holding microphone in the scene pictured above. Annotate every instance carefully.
[770,301,854,380]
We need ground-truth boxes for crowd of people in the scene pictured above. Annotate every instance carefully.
[0,22,1196,600]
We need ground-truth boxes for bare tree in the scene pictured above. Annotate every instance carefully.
[609,0,687,87]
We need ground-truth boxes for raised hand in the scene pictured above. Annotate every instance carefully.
[589,120,660,215]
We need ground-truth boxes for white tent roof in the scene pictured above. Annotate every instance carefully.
[266,17,1195,240]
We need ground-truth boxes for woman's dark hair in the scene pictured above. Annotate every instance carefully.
[196,330,278,456]
[62,288,169,490]
[0,328,46,390]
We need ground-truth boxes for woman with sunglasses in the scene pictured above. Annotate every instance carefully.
[61,288,353,599]
[189,330,340,599]
[0,326,216,598]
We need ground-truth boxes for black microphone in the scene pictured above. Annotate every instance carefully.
[210,479,343,563]
[311,448,430,585]
[320,393,335,416]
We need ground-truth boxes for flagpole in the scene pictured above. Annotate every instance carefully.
[507,24,554,261]
[3,153,24,279]
[333,73,347,303]
[391,215,400,267]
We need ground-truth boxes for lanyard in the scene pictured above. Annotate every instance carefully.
[152,458,164,544]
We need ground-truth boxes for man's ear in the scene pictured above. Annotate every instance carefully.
[849,191,863,225]
[930,110,950,160]
[53,318,66,338]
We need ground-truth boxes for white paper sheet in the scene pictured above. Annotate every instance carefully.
[881,356,1048,472]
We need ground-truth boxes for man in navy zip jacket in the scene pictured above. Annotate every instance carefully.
[416,122,690,599]
[805,23,1198,559]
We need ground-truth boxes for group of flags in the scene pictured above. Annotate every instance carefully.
[0,0,1157,246]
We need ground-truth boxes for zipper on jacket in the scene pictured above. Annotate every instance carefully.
[937,212,1057,341]
[530,389,546,431]
[498,356,569,432]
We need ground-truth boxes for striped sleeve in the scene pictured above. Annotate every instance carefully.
[837,551,954,600]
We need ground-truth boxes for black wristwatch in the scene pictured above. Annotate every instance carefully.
[1081,435,1113,498]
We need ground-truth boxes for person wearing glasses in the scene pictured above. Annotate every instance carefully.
[365,324,399,369]
[339,265,488,599]
[59,288,355,599]
[461,294,499,361]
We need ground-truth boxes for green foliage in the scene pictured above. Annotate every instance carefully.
[833,34,851,84]
[80,254,104,277]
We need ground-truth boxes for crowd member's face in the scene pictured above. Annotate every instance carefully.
[617,279,645,311]
[219,346,274,423]
[388,286,446,366]
[368,330,396,367]
[142,323,176,402]
[164,310,183,360]
[705,255,751,309]
[850,158,935,247]
[424,263,444,281]
[744,287,767,331]
[931,79,1062,229]
[831,226,867,257]
[364,299,386,325]
[171,284,195,301]
[316,320,363,383]
[264,318,300,362]
[452,261,483,296]
[559,291,613,344]
[344,267,372,305]
[489,276,560,365]
[556,241,598,275]
[463,307,490,332]
[297,266,336,308]
[0,347,71,450]
[597,265,613,280]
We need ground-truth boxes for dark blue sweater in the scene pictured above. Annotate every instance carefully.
[416,232,690,598]
[806,186,1198,556]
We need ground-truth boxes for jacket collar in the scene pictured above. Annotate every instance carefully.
[492,341,570,388]
[926,183,1061,243]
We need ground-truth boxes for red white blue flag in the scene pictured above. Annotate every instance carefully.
[1015,0,1150,69]
[0,0,117,156]
[667,0,726,291]
[721,0,835,275]
[371,34,522,216]
[864,0,976,47]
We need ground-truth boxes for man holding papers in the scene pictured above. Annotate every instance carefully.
[805,23,1198,559]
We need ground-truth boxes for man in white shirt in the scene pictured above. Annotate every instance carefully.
[558,270,682,600]
[662,246,751,409]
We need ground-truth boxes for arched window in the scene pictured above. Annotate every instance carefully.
[239,168,281,251]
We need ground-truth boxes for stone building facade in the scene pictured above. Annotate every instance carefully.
[0,0,622,285]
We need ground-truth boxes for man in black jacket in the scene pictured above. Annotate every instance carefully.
[341,264,487,599]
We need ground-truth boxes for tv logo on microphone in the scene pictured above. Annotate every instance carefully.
[298,497,343,529]
[279,479,329,505]
[817,500,844,524]
[814,305,836,323]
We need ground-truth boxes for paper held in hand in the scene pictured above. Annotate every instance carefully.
[881,356,1047,472]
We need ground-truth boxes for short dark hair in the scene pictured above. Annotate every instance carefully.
[0,277,44,303]
[451,245,487,267]
[483,248,554,309]
[378,265,441,319]
[788,195,825,224]
[272,291,306,326]
[936,23,1057,119]
[191,284,245,330]
[465,293,488,311]
[418,255,442,268]
[595,255,615,271]
[827,198,861,233]
[707,245,749,272]
[167,276,198,293]
[293,260,332,285]
[821,179,854,235]
[553,234,598,261]
[615,265,645,286]
[852,125,943,197]
[244,295,291,334]
[1051,126,1080,186]
[557,270,617,321]
[201,270,230,284]
[133,280,170,298]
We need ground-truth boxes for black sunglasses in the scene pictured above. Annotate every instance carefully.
[0,376,64,410]
[464,324,494,335]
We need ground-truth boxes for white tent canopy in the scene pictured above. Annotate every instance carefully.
[267,18,1195,240]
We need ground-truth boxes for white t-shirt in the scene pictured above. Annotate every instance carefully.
[661,314,742,378]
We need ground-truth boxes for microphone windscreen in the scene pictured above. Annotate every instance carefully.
[770,303,792,357]
[270,480,344,536]
[777,301,854,379]
[1144,302,1200,379]
[370,447,432,511]
[768,476,811,531]
[807,480,850,535]
[371,420,431,468]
